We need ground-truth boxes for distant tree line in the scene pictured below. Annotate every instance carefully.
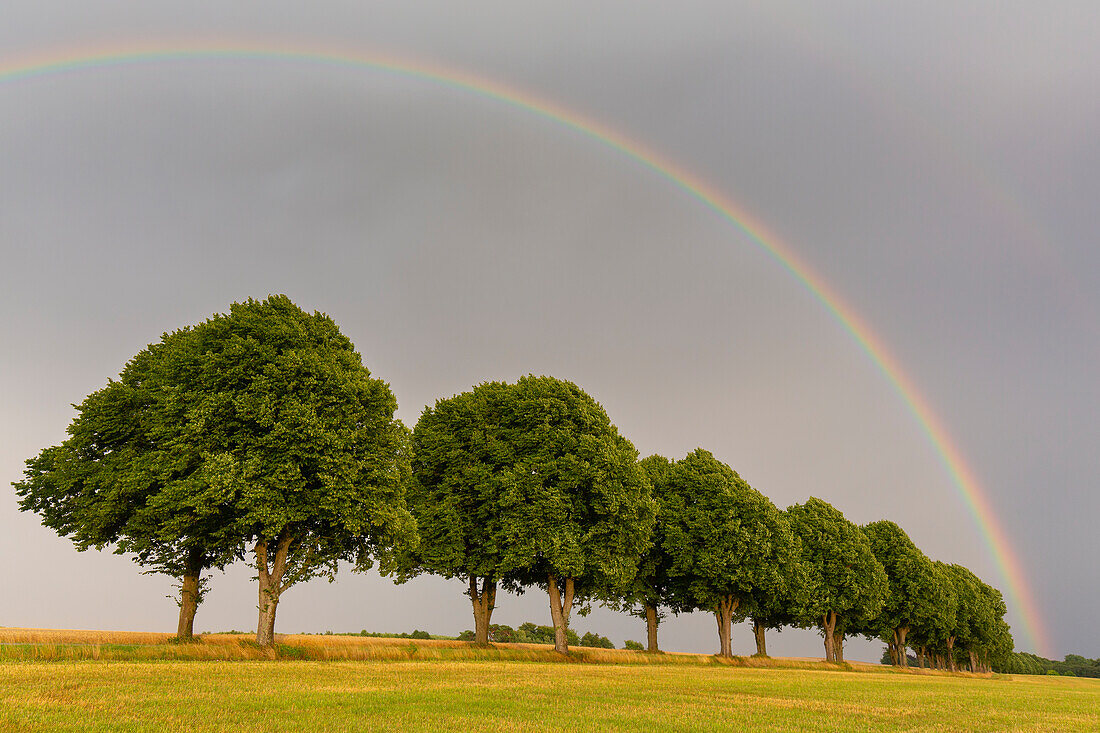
[994,653,1100,678]
[453,622,615,650]
[12,296,1021,670]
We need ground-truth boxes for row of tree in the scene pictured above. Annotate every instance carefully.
[994,653,1100,678]
[454,622,615,650]
[13,295,1014,667]
[390,370,1014,669]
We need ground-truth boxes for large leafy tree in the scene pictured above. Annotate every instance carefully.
[946,564,998,673]
[662,449,796,658]
[487,375,655,653]
[861,520,940,667]
[391,380,516,645]
[611,454,686,652]
[16,295,416,650]
[974,587,1012,673]
[178,296,416,650]
[743,510,814,657]
[786,498,888,663]
[908,560,959,669]
[15,329,241,639]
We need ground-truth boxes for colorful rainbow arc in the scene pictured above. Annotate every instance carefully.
[0,41,1051,656]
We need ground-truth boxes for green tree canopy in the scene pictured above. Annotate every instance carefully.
[481,375,655,653]
[908,560,959,669]
[662,449,796,658]
[17,295,416,649]
[15,323,242,638]
[396,376,653,651]
[860,520,940,667]
[394,380,516,644]
[945,564,1009,673]
[612,454,686,652]
[786,497,888,663]
[178,296,416,649]
[743,509,814,657]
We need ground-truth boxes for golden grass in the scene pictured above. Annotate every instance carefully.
[1,658,1097,732]
[0,627,960,674]
[0,628,174,645]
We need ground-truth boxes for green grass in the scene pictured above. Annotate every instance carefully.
[1,659,1097,732]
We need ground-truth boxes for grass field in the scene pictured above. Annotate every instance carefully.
[2,629,1097,732]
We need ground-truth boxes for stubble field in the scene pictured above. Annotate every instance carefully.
[1,629,1096,732]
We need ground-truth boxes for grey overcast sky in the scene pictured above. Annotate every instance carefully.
[1,2,1097,661]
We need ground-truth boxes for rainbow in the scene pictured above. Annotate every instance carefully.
[0,40,1052,656]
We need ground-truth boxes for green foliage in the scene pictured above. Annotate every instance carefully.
[661,450,795,614]
[996,651,1050,675]
[743,508,813,635]
[349,630,436,640]
[612,455,684,618]
[13,341,242,582]
[392,380,514,585]
[175,296,415,584]
[514,622,579,646]
[488,624,517,643]
[860,520,939,648]
[785,498,888,635]
[623,639,644,651]
[579,632,615,649]
[908,561,958,656]
[489,376,655,599]
[403,375,654,622]
[15,295,416,622]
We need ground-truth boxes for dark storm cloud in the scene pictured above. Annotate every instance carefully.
[1,1,1096,658]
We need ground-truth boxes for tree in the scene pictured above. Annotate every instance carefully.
[744,511,814,657]
[17,295,416,651]
[487,375,655,653]
[579,631,615,649]
[488,624,517,643]
[908,561,958,669]
[786,498,888,663]
[390,381,515,645]
[515,622,578,646]
[612,454,685,652]
[15,326,241,639]
[662,449,797,658]
[946,564,1007,673]
[182,296,416,651]
[861,520,939,667]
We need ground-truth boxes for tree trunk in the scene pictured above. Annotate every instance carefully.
[469,576,497,646]
[834,630,845,662]
[917,646,925,668]
[888,642,899,666]
[255,532,293,655]
[822,611,837,663]
[946,637,957,672]
[714,595,738,657]
[644,603,660,653]
[752,618,767,657]
[176,548,205,641]
[547,574,574,653]
[896,626,909,668]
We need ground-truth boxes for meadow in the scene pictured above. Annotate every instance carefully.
[2,629,1098,732]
